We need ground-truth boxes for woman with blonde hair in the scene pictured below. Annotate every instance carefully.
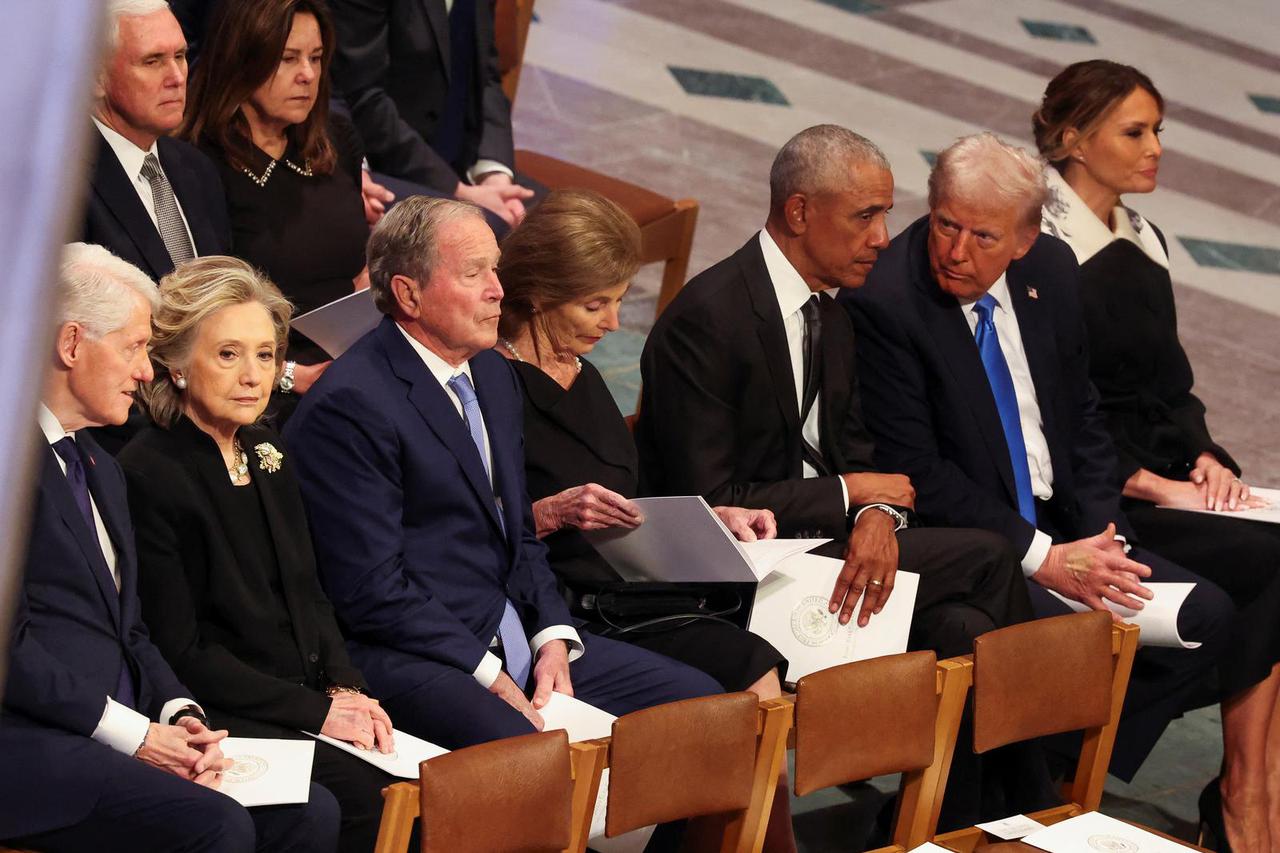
[120,257,401,853]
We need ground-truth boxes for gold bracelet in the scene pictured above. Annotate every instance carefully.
[326,685,364,697]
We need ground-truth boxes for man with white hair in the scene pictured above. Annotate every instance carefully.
[82,0,229,282]
[847,132,1234,781]
[0,244,337,852]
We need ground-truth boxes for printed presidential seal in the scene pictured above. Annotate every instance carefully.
[225,753,269,784]
[1087,835,1138,852]
[255,442,283,473]
[791,595,839,647]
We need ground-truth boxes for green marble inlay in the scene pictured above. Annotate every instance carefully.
[1179,237,1280,275]
[1249,94,1280,115]
[1020,19,1097,44]
[920,150,938,168]
[814,0,885,13]
[668,66,791,106]
[585,329,647,414]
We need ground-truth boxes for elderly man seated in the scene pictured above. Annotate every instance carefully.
[0,244,336,853]
[845,132,1235,783]
[284,197,720,750]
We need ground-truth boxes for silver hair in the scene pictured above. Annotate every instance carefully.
[105,0,172,52]
[928,133,1049,229]
[769,124,891,211]
[58,243,160,339]
[367,196,486,315]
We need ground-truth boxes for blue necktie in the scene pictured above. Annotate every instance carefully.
[447,373,532,689]
[972,296,1037,525]
[52,437,137,709]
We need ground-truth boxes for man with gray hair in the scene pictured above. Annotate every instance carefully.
[848,131,1233,781]
[285,197,719,751]
[638,126,1042,826]
[82,0,229,283]
[0,244,337,852]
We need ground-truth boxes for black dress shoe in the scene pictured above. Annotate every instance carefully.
[1198,777,1233,853]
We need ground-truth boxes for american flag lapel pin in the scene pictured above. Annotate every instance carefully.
[1026,285,1039,300]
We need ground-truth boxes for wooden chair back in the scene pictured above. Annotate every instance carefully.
[493,0,535,104]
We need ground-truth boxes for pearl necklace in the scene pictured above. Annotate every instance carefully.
[241,156,313,188]
[500,337,580,373]
[228,438,250,484]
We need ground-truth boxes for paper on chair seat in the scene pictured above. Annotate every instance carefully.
[1158,485,1280,525]
[305,729,449,779]
[906,844,952,853]
[539,693,653,853]
[748,553,919,680]
[584,496,825,582]
[219,737,315,807]
[291,288,380,358]
[1047,582,1200,648]
[976,813,1047,839]
[1022,810,1201,852]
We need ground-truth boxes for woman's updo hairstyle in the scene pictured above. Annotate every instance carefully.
[1033,59,1164,170]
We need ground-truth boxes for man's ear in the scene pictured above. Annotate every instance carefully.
[391,274,422,318]
[783,193,809,235]
[1010,225,1041,262]
[54,323,85,370]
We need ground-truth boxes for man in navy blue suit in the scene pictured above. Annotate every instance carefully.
[845,133,1232,780]
[0,244,336,852]
[286,196,719,747]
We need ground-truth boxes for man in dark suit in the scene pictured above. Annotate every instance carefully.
[1,244,337,852]
[328,0,538,231]
[84,0,230,283]
[285,196,718,749]
[636,125,1047,826]
[846,132,1232,780]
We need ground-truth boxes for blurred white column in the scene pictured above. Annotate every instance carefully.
[0,0,106,697]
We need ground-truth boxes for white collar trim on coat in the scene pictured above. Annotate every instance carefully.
[1040,168,1169,270]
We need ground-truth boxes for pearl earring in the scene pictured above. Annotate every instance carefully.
[174,376,187,390]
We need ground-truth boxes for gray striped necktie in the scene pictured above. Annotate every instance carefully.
[140,153,194,265]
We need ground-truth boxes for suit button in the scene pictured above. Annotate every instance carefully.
[308,653,319,663]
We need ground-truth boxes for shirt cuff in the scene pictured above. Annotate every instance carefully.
[473,651,504,689]
[466,159,515,184]
[530,625,584,662]
[161,698,203,727]
[93,697,151,756]
[837,475,849,513]
[1021,529,1054,578]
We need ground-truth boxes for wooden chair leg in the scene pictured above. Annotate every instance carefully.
[654,200,700,320]
[566,739,609,853]
[374,782,420,853]
[723,698,794,853]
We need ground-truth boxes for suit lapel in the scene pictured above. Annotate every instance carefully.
[740,238,802,440]
[909,232,1020,508]
[1006,261,1067,474]
[381,321,506,538]
[817,294,851,471]
[89,133,173,278]
[40,445,122,629]
[473,355,522,553]
[157,139,213,257]
[422,0,451,79]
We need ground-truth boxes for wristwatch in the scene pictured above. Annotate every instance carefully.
[279,360,297,393]
[169,705,209,728]
[852,503,908,532]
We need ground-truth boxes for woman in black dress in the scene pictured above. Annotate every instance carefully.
[1036,60,1280,852]
[495,189,789,700]
[183,0,368,409]
[120,257,401,853]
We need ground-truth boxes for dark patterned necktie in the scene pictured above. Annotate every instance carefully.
[140,153,195,265]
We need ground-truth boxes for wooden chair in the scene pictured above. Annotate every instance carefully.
[372,730,607,853]
[930,613,1209,852]
[494,0,701,320]
[786,651,973,852]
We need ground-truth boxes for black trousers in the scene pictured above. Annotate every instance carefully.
[7,744,338,853]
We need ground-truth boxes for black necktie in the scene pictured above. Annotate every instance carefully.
[51,437,137,709]
[799,295,832,477]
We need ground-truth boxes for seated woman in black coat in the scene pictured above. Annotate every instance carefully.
[495,190,788,697]
[1036,60,1280,852]
[120,257,399,853]
[182,0,368,409]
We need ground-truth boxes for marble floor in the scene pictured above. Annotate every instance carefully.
[509,0,1279,847]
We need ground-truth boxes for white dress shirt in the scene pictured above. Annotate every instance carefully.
[758,230,850,512]
[92,118,198,252]
[38,404,199,755]
[395,325,583,688]
[957,276,1055,576]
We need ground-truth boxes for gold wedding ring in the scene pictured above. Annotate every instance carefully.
[867,579,884,587]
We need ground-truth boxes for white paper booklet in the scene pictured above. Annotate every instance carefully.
[975,813,1047,840]
[219,737,315,807]
[291,288,380,358]
[583,496,825,582]
[1023,810,1201,852]
[1048,582,1200,648]
[906,844,952,853]
[539,693,654,853]
[305,729,449,780]
[1158,485,1280,524]
[748,552,919,680]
